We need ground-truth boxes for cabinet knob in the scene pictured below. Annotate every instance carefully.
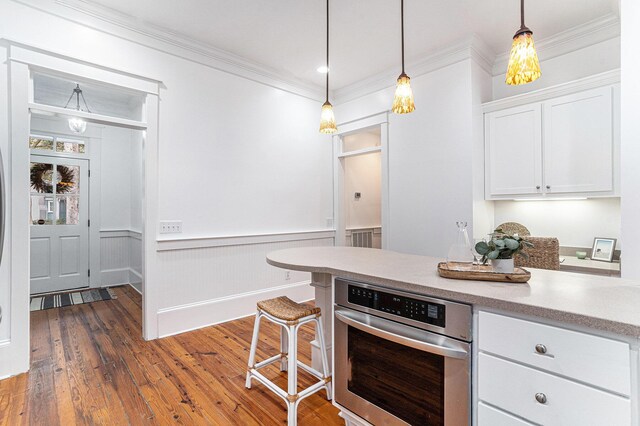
[535,393,547,404]
[535,344,547,354]
[536,185,541,190]
[546,185,551,190]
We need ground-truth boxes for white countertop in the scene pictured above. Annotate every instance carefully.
[267,247,640,338]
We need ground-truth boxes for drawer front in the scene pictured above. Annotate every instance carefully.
[478,353,631,426]
[478,403,535,426]
[479,311,631,395]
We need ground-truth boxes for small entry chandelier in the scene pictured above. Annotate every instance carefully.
[319,0,337,134]
[391,0,415,114]
[505,0,541,85]
[64,84,91,134]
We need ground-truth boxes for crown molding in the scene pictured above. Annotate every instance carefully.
[333,34,495,105]
[482,69,620,113]
[492,13,620,76]
[334,36,493,106]
[11,0,325,102]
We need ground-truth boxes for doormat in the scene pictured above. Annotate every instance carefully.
[30,288,116,312]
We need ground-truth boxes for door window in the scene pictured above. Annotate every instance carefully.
[30,161,82,226]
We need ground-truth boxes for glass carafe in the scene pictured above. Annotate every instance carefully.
[447,221,474,268]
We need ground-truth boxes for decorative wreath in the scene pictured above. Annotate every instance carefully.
[30,163,75,194]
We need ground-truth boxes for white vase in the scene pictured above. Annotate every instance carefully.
[491,258,514,273]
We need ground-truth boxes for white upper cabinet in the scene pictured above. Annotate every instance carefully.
[484,81,619,200]
[543,87,613,194]
[485,104,542,197]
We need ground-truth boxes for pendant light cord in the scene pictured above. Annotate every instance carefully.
[325,0,330,103]
[401,0,405,74]
[520,0,525,29]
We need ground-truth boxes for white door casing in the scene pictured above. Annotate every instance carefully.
[1,43,161,380]
[29,155,89,294]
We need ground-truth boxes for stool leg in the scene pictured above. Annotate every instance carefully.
[280,325,288,371]
[287,323,298,426]
[245,310,262,389]
[315,316,332,400]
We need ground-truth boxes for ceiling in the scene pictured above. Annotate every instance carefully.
[76,0,619,90]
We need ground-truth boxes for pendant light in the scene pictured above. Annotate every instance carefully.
[505,0,541,86]
[64,84,91,134]
[391,0,415,114]
[319,0,337,134]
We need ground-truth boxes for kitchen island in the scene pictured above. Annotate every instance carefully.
[267,246,640,426]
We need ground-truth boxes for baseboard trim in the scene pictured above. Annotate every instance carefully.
[157,281,315,338]
[128,282,142,295]
[100,268,131,286]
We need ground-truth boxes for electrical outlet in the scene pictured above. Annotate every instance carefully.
[285,271,291,281]
[160,220,182,234]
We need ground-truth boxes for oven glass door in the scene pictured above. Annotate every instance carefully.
[335,308,471,426]
[348,326,445,425]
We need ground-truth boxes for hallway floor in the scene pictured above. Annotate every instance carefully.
[0,286,342,425]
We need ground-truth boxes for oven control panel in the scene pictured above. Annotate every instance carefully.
[348,284,445,328]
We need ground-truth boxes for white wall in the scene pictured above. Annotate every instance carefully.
[336,60,477,257]
[620,0,640,279]
[492,37,620,100]
[0,0,334,346]
[100,126,134,230]
[493,198,621,248]
[471,61,495,239]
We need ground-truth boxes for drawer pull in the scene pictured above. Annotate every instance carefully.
[535,344,547,354]
[535,393,547,404]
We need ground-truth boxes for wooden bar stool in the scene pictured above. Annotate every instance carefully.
[245,296,331,425]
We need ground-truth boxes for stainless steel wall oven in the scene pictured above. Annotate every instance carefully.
[334,278,472,425]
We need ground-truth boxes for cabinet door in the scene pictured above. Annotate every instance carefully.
[486,104,542,197]
[543,87,613,194]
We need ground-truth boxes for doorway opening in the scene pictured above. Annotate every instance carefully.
[338,126,383,249]
[28,74,145,309]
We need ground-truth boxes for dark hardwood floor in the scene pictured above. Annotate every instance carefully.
[0,286,343,425]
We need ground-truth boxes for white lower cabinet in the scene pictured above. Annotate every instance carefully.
[477,311,633,426]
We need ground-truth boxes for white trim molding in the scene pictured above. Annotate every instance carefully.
[482,69,621,113]
[334,35,495,105]
[492,13,620,76]
[156,281,314,338]
[11,0,324,102]
[156,229,335,251]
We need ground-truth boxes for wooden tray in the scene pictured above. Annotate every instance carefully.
[437,262,531,283]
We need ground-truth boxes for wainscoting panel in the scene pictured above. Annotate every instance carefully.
[154,233,334,337]
[100,230,142,287]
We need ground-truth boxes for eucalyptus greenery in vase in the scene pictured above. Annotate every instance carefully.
[474,229,533,273]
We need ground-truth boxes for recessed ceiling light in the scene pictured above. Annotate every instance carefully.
[316,65,329,73]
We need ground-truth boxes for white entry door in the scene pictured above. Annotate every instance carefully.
[30,155,89,294]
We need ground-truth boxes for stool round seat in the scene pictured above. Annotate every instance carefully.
[257,296,321,322]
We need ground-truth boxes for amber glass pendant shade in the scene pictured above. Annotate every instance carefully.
[392,73,415,114]
[505,32,541,86]
[319,101,337,134]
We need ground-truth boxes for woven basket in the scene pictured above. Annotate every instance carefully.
[497,222,530,237]
[514,237,560,271]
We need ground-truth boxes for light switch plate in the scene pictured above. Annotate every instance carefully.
[160,220,182,234]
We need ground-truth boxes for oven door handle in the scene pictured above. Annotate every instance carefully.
[335,309,468,359]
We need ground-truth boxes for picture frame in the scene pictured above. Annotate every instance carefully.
[591,237,616,262]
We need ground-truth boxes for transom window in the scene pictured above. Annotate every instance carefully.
[29,134,86,155]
